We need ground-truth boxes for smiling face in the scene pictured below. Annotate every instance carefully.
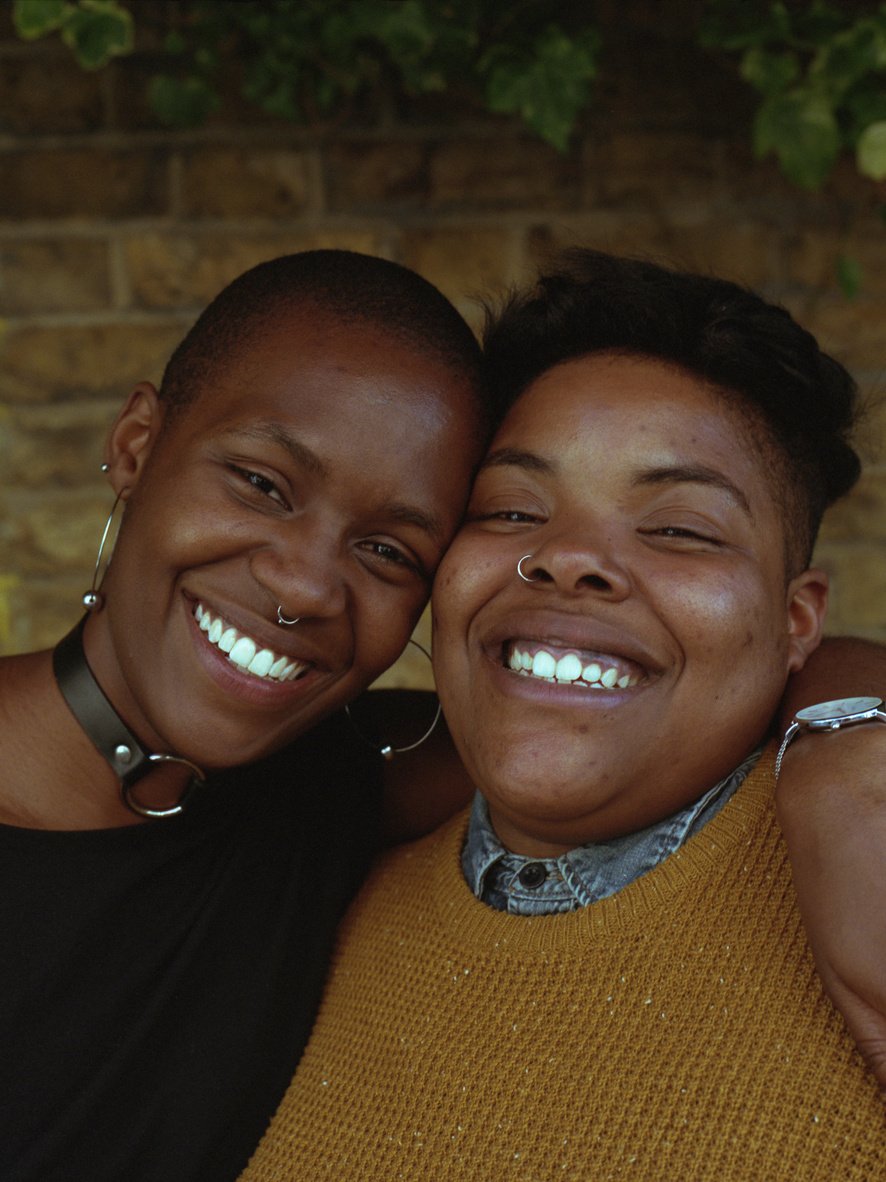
[87,309,485,770]
[432,352,827,856]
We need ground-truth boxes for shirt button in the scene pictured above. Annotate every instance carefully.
[517,863,548,889]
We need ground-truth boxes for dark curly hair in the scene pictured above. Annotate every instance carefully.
[483,249,861,570]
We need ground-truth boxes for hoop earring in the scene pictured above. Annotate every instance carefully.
[345,638,442,761]
[277,606,301,626]
[517,554,539,583]
[82,492,126,611]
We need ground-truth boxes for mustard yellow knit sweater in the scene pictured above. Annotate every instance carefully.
[241,751,883,1181]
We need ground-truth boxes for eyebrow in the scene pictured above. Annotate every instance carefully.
[234,422,446,542]
[236,423,328,478]
[478,447,555,476]
[479,448,753,519]
[633,465,753,518]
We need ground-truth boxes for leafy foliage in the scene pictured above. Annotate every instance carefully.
[700,0,886,188]
[9,0,886,189]
[13,0,132,68]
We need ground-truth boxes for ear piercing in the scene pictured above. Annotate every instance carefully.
[517,554,539,583]
[82,492,126,611]
[345,638,441,761]
[276,606,301,626]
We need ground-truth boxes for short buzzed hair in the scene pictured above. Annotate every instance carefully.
[160,249,488,422]
[483,249,861,571]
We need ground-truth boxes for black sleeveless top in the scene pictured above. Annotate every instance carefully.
[0,711,382,1181]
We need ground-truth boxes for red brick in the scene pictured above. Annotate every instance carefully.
[180,148,316,217]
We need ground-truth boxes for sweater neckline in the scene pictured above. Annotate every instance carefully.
[427,746,777,952]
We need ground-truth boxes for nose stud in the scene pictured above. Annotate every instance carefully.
[516,554,539,583]
[276,606,301,626]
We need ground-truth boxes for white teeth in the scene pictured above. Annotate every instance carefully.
[508,645,639,690]
[229,637,257,668]
[248,649,276,677]
[531,650,557,679]
[555,653,582,682]
[194,603,308,683]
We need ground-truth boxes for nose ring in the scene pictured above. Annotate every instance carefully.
[276,606,301,626]
[516,554,539,583]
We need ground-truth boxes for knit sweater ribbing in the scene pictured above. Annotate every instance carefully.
[241,750,884,1181]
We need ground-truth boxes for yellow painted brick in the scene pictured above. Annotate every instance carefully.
[325,143,428,210]
[4,402,111,486]
[0,148,169,219]
[0,51,102,134]
[817,544,886,638]
[818,470,886,545]
[399,227,516,319]
[0,238,111,315]
[181,148,315,217]
[124,230,383,309]
[0,322,185,404]
[428,139,579,210]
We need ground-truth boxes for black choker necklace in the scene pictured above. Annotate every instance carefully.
[52,617,205,819]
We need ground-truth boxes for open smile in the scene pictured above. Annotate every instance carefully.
[195,603,310,683]
[504,640,642,689]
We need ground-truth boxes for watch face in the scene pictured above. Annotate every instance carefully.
[796,696,883,723]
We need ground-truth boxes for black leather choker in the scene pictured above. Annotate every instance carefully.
[52,617,204,819]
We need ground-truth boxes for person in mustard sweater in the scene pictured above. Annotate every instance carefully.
[240,251,884,1181]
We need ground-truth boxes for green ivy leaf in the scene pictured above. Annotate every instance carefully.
[740,46,798,93]
[12,0,70,38]
[753,88,840,187]
[836,253,862,299]
[485,26,599,151]
[857,119,886,180]
[148,74,220,127]
[60,1,134,69]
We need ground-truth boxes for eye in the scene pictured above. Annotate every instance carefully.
[359,539,428,582]
[229,465,289,509]
[645,525,724,547]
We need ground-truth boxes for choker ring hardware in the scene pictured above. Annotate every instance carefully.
[53,617,206,820]
[517,554,539,583]
[277,606,301,626]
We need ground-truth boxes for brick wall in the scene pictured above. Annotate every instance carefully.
[1,0,884,688]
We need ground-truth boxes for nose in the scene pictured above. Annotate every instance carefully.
[250,520,349,621]
[517,531,631,600]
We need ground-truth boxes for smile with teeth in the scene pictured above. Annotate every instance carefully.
[195,603,309,683]
[505,642,641,690]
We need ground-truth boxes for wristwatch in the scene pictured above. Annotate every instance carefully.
[774,696,886,779]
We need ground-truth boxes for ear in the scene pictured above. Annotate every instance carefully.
[785,567,829,674]
[105,383,165,498]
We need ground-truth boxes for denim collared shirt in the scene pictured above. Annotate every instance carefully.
[461,750,761,915]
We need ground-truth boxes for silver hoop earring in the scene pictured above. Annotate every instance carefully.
[517,554,539,583]
[345,638,442,761]
[82,492,126,611]
[277,606,301,626]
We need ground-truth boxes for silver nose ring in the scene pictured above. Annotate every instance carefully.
[516,554,539,583]
[276,606,301,626]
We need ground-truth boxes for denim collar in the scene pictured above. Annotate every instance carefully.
[461,750,761,915]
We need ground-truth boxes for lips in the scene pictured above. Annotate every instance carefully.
[194,602,310,682]
[505,640,642,689]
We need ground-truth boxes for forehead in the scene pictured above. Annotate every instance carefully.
[178,310,480,443]
[497,352,774,490]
